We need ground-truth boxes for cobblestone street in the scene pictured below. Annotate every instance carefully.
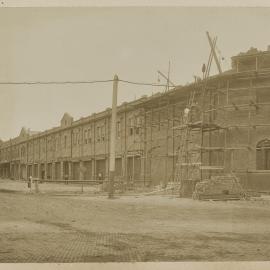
[1,180,270,262]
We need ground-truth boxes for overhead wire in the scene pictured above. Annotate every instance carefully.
[0,78,176,88]
[119,79,175,88]
[0,80,114,85]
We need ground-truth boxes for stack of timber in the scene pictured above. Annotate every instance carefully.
[193,174,246,201]
[144,182,181,196]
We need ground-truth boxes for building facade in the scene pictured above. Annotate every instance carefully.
[1,48,270,190]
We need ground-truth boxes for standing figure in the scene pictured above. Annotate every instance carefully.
[183,107,190,124]
[28,176,32,192]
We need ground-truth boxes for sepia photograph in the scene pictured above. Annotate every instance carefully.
[1,2,270,266]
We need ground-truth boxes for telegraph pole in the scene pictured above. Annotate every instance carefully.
[108,75,118,199]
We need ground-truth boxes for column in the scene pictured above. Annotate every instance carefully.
[52,162,55,180]
[44,163,47,180]
[37,163,41,179]
[68,162,72,180]
[140,155,145,184]
[10,163,13,179]
[26,164,29,179]
[132,156,135,181]
[10,162,12,179]
[18,163,21,180]
[60,161,64,180]
[91,159,95,179]
[105,157,109,181]
[121,155,125,178]
[79,161,84,180]
[15,163,18,179]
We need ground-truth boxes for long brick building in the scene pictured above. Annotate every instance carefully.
[1,47,270,191]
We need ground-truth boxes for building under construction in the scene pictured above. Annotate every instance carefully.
[1,46,270,194]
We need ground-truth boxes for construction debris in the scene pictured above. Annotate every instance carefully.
[144,182,181,196]
[192,174,246,201]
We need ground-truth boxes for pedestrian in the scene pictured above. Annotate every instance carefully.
[98,172,103,184]
[183,107,190,124]
[28,176,32,192]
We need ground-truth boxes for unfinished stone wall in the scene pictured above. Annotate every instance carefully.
[202,75,270,189]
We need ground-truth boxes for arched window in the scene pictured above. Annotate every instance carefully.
[256,139,270,170]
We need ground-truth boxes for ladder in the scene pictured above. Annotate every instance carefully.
[173,32,220,195]
[173,88,200,192]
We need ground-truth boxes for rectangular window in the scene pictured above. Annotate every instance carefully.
[135,116,141,135]
[45,140,48,152]
[129,118,134,136]
[58,135,61,148]
[88,128,91,143]
[77,130,80,145]
[51,136,55,151]
[97,127,101,142]
[43,139,46,152]
[84,130,88,144]
[73,132,76,145]
[117,121,121,138]
[64,136,67,148]
[101,126,105,141]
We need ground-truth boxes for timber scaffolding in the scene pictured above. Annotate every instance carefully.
[172,68,270,197]
[141,49,270,197]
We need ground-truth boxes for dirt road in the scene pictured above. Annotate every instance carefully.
[1,179,270,262]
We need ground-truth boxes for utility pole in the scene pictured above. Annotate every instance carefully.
[167,61,170,91]
[157,69,175,89]
[108,75,118,199]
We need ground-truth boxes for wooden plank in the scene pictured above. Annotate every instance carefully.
[200,166,224,170]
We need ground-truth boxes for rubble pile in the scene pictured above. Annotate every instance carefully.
[193,175,245,201]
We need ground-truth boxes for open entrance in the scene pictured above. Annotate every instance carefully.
[14,163,19,180]
[27,165,33,178]
[96,159,106,181]
[73,162,80,180]
[55,162,61,180]
[20,164,26,180]
[40,164,45,180]
[83,161,92,180]
[63,161,69,180]
[127,156,141,182]
[10,164,14,179]
[33,164,38,178]
[115,158,122,178]
[47,163,52,180]
[1,163,11,179]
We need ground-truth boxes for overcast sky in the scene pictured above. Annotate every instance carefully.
[1,7,270,141]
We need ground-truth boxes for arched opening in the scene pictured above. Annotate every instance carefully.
[256,139,270,170]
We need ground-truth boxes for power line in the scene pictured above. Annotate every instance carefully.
[0,78,176,88]
[119,79,175,88]
[0,79,114,85]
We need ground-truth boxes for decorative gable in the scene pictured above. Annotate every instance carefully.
[61,113,73,128]
[19,127,28,138]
